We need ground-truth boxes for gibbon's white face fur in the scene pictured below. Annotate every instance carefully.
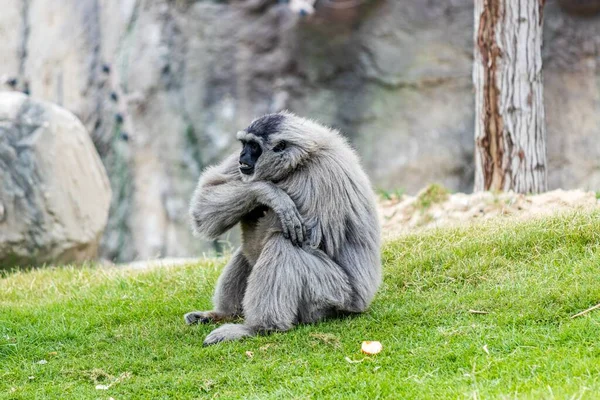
[236,112,321,183]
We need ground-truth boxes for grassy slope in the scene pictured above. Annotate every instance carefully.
[1,212,600,399]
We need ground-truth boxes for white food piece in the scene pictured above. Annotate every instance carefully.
[361,341,382,355]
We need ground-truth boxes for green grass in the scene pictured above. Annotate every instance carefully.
[376,187,405,201]
[416,183,449,210]
[2,212,600,399]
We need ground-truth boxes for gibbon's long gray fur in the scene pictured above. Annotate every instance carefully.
[185,111,381,345]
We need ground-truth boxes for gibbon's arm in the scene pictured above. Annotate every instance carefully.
[282,154,362,257]
[190,154,305,243]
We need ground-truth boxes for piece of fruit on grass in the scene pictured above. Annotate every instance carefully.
[361,341,382,355]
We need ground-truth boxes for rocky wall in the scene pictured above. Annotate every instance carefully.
[0,0,598,261]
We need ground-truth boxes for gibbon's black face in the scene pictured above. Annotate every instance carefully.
[239,140,262,175]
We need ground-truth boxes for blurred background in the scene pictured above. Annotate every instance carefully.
[0,0,599,264]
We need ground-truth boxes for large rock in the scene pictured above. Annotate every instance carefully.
[0,93,111,268]
[0,1,598,262]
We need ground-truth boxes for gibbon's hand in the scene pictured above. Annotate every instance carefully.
[272,193,306,246]
[250,181,306,246]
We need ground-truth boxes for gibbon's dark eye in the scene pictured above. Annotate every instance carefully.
[249,141,259,152]
[273,141,287,153]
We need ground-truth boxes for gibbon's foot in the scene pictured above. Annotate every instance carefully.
[203,324,254,346]
[184,311,217,325]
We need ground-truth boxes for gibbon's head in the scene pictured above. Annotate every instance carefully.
[236,111,330,182]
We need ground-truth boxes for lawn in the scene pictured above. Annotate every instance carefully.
[2,212,600,399]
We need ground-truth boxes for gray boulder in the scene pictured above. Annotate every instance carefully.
[0,93,111,268]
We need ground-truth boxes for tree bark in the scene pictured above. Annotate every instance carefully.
[473,0,548,193]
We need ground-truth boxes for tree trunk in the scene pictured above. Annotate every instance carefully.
[473,0,548,193]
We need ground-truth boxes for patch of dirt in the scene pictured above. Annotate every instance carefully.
[379,188,600,239]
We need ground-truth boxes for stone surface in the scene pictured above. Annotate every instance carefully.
[0,92,111,267]
[0,0,598,261]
